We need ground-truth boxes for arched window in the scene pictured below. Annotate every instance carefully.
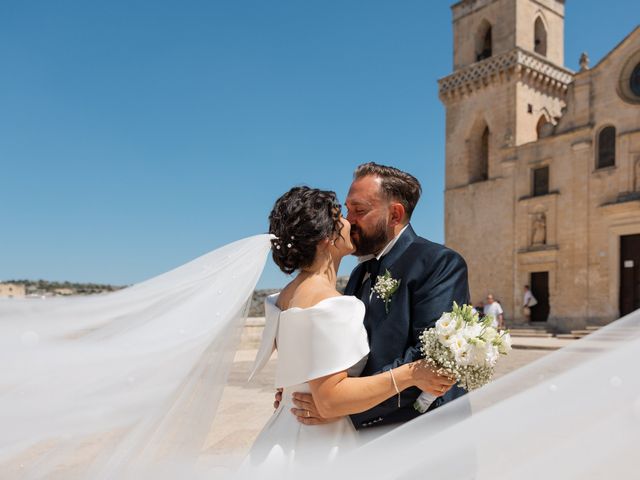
[534,17,547,57]
[536,115,550,139]
[597,126,616,169]
[480,126,489,181]
[470,125,490,183]
[477,22,492,61]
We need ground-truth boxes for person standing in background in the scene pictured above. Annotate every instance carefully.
[522,285,537,322]
[483,294,504,329]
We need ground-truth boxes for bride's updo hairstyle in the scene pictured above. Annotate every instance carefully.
[269,186,343,274]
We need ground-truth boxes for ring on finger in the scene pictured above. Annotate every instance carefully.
[306,410,310,418]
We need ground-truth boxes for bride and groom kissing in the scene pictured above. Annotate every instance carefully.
[243,162,471,471]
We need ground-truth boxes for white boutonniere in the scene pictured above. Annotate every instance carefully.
[372,269,401,314]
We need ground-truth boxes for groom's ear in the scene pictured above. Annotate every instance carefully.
[389,202,406,226]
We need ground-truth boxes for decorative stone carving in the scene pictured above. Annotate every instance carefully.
[579,52,590,72]
[531,213,547,246]
[439,47,574,101]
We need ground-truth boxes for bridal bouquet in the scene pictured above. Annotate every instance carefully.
[414,302,512,413]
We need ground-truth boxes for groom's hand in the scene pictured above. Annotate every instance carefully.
[291,392,340,425]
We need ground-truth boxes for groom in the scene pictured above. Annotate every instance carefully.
[279,162,470,429]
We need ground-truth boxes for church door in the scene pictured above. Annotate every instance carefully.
[620,234,640,316]
[530,272,550,322]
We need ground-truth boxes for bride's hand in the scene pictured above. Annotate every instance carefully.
[290,392,342,425]
[273,388,283,410]
[409,361,456,397]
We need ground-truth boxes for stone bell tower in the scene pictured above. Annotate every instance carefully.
[440,0,573,317]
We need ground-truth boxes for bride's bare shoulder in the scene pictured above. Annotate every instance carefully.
[277,278,340,311]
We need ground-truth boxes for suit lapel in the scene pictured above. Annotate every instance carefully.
[346,225,418,327]
[377,224,418,275]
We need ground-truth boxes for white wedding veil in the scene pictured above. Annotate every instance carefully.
[2,234,639,479]
[0,234,273,479]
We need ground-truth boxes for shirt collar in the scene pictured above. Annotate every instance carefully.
[357,224,410,264]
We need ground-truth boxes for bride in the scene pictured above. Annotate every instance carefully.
[243,186,454,473]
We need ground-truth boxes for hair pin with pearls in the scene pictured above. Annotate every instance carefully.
[272,235,295,251]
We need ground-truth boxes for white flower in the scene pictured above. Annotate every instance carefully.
[436,313,455,333]
[372,270,401,314]
[485,345,500,366]
[482,327,498,342]
[497,332,513,354]
[436,313,457,343]
[462,323,482,340]
[468,340,488,366]
[449,334,471,365]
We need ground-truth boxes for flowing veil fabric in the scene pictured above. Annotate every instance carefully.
[0,235,273,479]
[2,234,639,479]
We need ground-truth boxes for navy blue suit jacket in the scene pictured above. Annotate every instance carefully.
[346,225,470,429]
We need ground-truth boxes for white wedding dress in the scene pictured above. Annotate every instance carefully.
[240,293,369,476]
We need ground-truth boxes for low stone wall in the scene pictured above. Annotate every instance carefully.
[240,317,265,349]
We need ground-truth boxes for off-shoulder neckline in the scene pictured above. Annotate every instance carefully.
[270,295,362,314]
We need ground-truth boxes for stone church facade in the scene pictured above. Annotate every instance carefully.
[440,0,640,331]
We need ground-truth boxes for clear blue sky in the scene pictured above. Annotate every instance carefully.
[1,1,637,289]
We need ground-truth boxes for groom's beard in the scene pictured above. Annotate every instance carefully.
[351,218,390,257]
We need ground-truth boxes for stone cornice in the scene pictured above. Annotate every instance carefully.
[517,244,560,256]
[439,48,574,103]
[600,197,640,215]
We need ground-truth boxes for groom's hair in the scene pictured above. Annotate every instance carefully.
[353,162,422,218]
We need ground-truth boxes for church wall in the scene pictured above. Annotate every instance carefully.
[445,175,515,319]
[444,81,518,316]
[515,80,566,145]
[444,81,516,189]
[588,45,640,199]
[555,75,591,133]
[513,133,592,331]
[584,36,640,323]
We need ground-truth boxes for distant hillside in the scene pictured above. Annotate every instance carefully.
[5,279,127,296]
[7,276,350,313]
[249,276,349,316]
